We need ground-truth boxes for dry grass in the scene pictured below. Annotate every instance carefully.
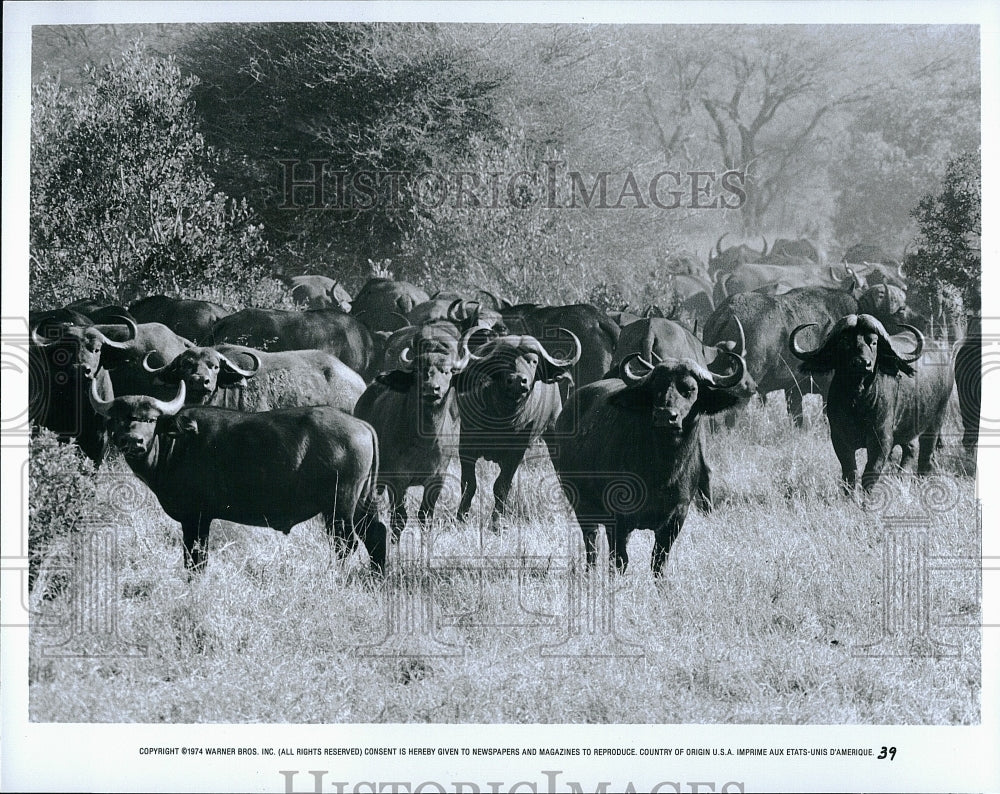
[28,394,980,724]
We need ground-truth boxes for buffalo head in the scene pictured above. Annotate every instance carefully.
[142,346,261,402]
[31,314,138,380]
[612,352,746,435]
[376,323,474,405]
[466,330,582,401]
[790,313,923,377]
[89,380,187,457]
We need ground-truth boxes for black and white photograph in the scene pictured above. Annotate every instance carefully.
[2,2,996,792]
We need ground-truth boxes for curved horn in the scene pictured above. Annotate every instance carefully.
[141,350,168,373]
[730,315,746,356]
[707,350,745,390]
[149,382,187,416]
[30,322,62,347]
[620,353,655,386]
[789,323,821,360]
[89,378,115,416]
[536,329,582,368]
[895,324,924,363]
[446,298,465,322]
[476,288,502,310]
[218,349,260,377]
[715,232,727,257]
[760,235,769,257]
[94,314,138,349]
[453,327,478,371]
[397,345,415,369]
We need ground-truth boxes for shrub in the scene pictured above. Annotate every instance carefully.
[27,430,98,591]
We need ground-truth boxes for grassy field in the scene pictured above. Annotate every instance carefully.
[28,394,981,724]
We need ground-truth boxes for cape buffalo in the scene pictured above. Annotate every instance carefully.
[90,381,387,572]
[288,275,353,311]
[142,344,365,414]
[857,284,926,333]
[552,351,746,574]
[499,303,619,391]
[351,278,430,334]
[955,317,981,463]
[768,238,820,263]
[707,233,768,275]
[703,285,861,426]
[607,317,756,509]
[789,314,953,492]
[128,295,232,344]
[28,313,129,464]
[355,322,472,539]
[456,331,581,531]
[209,308,377,380]
[714,263,862,306]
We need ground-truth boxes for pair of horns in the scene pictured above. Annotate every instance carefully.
[31,314,137,349]
[141,348,261,377]
[465,330,582,369]
[621,350,746,389]
[789,317,924,361]
[90,379,187,416]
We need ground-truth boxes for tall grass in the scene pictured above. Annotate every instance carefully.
[29,397,980,723]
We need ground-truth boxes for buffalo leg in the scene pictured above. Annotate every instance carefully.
[490,450,527,531]
[831,431,858,493]
[323,511,352,559]
[356,503,388,574]
[181,516,212,572]
[607,519,631,574]
[695,447,713,512]
[417,475,444,528]
[383,481,409,542]
[651,507,688,577]
[861,434,893,492]
[456,454,478,522]
[917,430,940,475]
[785,387,805,427]
[899,439,918,470]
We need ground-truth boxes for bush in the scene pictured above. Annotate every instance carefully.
[31,43,268,308]
[28,430,99,591]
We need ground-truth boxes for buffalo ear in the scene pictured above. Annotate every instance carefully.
[217,368,248,388]
[608,383,654,410]
[538,360,573,384]
[876,337,916,377]
[695,381,744,416]
[375,370,415,392]
[162,415,198,437]
[99,345,129,370]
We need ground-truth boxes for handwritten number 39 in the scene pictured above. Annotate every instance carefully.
[878,746,897,760]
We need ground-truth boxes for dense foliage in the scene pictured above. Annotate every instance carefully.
[30,45,268,308]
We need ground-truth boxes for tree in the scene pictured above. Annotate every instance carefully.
[905,150,980,333]
[31,44,267,308]
[181,23,509,285]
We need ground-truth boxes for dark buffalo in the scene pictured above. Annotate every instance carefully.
[500,303,619,391]
[128,295,232,344]
[790,314,952,492]
[355,322,472,539]
[552,352,746,574]
[768,238,820,263]
[95,320,196,400]
[955,317,981,462]
[714,263,862,306]
[608,317,756,509]
[849,261,907,291]
[407,297,503,332]
[143,344,365,413]
[90,381,387,572]
[209,308,376,380]
[288,275,353,312]
[455,331,581,530]
[351,278,430,334]
[707,233,769,275]
[28,313,130,464]
[703,286,860,425]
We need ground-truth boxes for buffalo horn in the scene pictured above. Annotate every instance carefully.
[476,288,502,310]
[760,235,769,257]
[707,350,745,390]
[620,353,655,386]
[398,345,415,369]
[150,382,187,416]
[895,324,925,362]
[446,299,465,322]
[30,322,64,347]
[89,378,116,416]
[454,328,478,371]
[789,323,821,359]
[97,314,139,350]
[219,350,260,377]
[538,329,582,368]
[141,350,167,373]
[734,316,746,355]
[715,232,727,257]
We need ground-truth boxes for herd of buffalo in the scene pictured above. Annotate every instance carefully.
[28,236,981,576]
